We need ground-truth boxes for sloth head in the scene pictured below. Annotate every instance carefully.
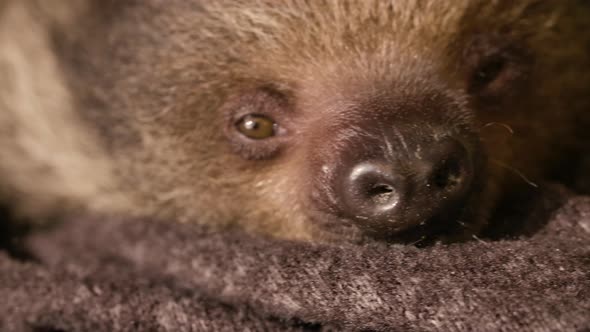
[66,0,590,243]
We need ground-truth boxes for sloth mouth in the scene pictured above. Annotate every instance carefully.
[308,201,480,246]
[384,211,474,246]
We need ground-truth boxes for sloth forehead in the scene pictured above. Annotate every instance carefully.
[190,1,564,84]
[200,1,561,51]
[113,0,567,81]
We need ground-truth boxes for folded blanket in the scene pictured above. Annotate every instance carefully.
[1,184,589,332]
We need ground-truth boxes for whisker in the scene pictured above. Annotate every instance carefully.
[491,159,539,188]
[471,234,489,245]
[410,236,426,246]
[482,122,514,135]
[409,236,427,246]
[393,128,410,156]
[456,220,468,228]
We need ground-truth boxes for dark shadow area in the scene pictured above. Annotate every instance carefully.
[33,327,67,332]
[0,204,36,261]
[481,184,569,240]
[385,182,571,247]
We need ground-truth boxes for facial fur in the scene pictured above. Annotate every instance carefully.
[2,0,590,244]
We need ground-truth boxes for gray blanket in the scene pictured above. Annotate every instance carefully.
[1,184,589,331]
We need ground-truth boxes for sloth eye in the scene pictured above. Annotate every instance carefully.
[236,114,277,139]
[464,34,531,98]
[470,56,507,92]
[223,88,290,160]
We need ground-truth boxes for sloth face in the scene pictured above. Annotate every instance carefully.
[73,1,588,243]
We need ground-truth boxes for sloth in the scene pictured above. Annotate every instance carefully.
[0,0,589,244]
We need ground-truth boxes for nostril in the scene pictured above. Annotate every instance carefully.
[366,183,396,205]
[344,161,402,214]
[431,157,464,190]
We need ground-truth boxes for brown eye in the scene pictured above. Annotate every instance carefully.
[236,114,276,139]
[470,56,506,92]
[222,88,291,160]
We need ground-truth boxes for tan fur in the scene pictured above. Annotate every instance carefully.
[1,0,589,242]
[0,1,123,220]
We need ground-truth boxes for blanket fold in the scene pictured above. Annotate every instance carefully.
[1,185,589,331]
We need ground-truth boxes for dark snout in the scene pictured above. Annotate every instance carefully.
[335,135,474,237]
[311,101,480,240]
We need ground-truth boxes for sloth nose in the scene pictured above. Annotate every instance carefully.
[342,161,403,223]
[338,138,473,236]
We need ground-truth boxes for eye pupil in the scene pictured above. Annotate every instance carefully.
[243,118,259,130]
[472,57,506,90]
[237,114,276,139]
[479,59,504,79]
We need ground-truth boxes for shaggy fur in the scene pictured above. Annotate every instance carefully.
[0,1,119,220]
[1,0,589,242]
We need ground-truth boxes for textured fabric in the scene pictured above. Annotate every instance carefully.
[1,185,589,331]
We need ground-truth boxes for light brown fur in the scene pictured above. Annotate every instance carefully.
[1,0,589,242]
[0,1,123,221]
